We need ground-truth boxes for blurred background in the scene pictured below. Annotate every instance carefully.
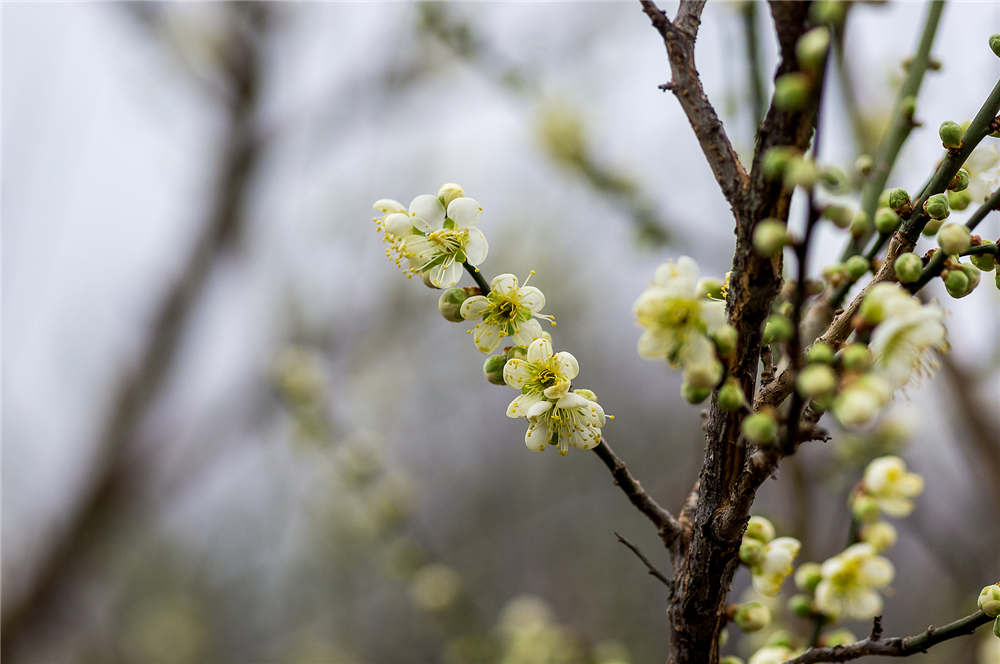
[3,2,999,663]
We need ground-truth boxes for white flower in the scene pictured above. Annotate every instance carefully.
[862,455,924,517]
[634,257,726,374]
[965,144,999,203]
[869,298,947,390]
[503,338,580,418]
[859,521,898,552]
[460,273,553,353]
[524,390,606,455]
[750,536,801,597]
[832,374,892,429]
[814,543,894,620]
[748,646,796,664]
[396,194,488,288]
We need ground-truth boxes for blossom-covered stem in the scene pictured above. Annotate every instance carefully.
[909,187,1000,291]
[463,261,491,294]
[783,610,994,664]
[842,0,944,259]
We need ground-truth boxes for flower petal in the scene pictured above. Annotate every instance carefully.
[473,321,502,353]
[859,556,894,587]
[430,261,462,288]
[518,286,545,313]
[447,197,482,227]
[525,400,553,420]
[503,359,532,389]
[527,338,553,364]
[507,393,544,418]
[490,274,518,295]
[543,381,570,400]
[373,198,406,214]
[409,194,446,229]
[553,351,579,380]
[460,295,490,321]
[844,588,882,620]
[511,318,543,346]
[524,422,548,451]
[464,228,488,265]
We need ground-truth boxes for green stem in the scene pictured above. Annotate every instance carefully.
[741,0,766,127]
[463,261,491,294]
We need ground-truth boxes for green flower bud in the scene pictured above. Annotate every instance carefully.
[763,314,793,344]
[844,255,869,280]
[734,602,771,632]
[944,269,970,298]
[573,388,598,402]
[762,147,797,181]
[877,189,891,208]
[483,355,507,385]
[948,168,969,192]
[855,154,874,177]
[938,121,963,149]
[437,182,465,206]
[753,219,788,257]
[739,537,766,566]
[839,343,873,372]
[993,615,1000,639]
[887,188,911,213]
[990,34,1000,58]
[742,412,778,445]
[819,165,847,192]
[774,73,812,111]
[438,288,469,322]
[797,27,830,73]
[789,595,814,619]
[784,157,819,189]
[746,515,776,543]
[894,252,924,283]
[970,249,997,272]
[713,324,739,356]
[720,657,744,664]
[948,189,972,211]
[806,342,835,365]
[979,585,1000,617]
[823,630,857,647]
[796,364,837,399]
[851,494,881,523]
[938,223,971,255]
[860,521,898,552]
[923,192,950,220]
[823,204,854,229]
[682,381,711,404]
[718,378,748,412]
[874,207,901,234]
[849,211,870,239]
[961,263,981,293]
[795,562,823,592]
[810,0,846,25]
[766,630,796,649]
[922,218,944,237]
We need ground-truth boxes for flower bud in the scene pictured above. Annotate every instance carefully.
[944,269,970,298]
[849,211,870,239]
[948,168,969,192]
[939,121,963,149]
[789,594,814,619]
[923,193,950,220]
[753,220,788,257]
[961,263,981,293]
[807,342,835,365]
[506,345,528,361]
[740,537,766,565]
[823,204,854,229]
[851,494,881,523]
[970,249,997,272]
[979,585,1000,617]
[762,147,797,181]
[438,288,469,322]
[796,27,830,73]
[823,630,857,647]
[938,223,971,255]
[767,630,796,649]
[874,207,901,234]
[742,412,778,445]
[840,343,873,371]
[921,218,944,237]
[894,252,923,283]
[720,657,744,664]
[796,364,837,399]
[993,615,1000,639]
[774,73,812,111]
[685,360,723,390]
[483,355,507,385]
[810,0,846,25]
[763,315,793,344]
[819,165,847,192]
[681,381,712,404]
[845,255,869,280]
[713,324,739,356]
[948,189,972,211]
[573,388,598,402]
[437,183,465,206]
[784,157,819,189]
[795,562,823,592]
[860,521,898,552]
[855,154,874,176]
[746,515,776,543]
[734,602,771,632]
[887,188,911,213]
[719,378,748,412]
[991,34,1000,58]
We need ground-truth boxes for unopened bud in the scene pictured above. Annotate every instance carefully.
[734,602,771,632]
[681,381,712,404]
[993,615,999,638]
[823,204,854,229]
[746,516,776,543]
[795,562,823,592]
[860,521,898,552]
[774,73,812,111]
[845,255,869,280]
[742,412,778,445]
[789,594,814,618]
[796,364,837,399]
[720,657,744,664]
[806,342,835,365]
[719,378,748,412]
[754,219,789,257]
[762,147,797,181]
[713,324,739,356]
[848,212,869,239]
[438,288,469,322]
[948,168,969,192]
[763,315,793,344]
[923,193,950,220]
[894,252,923,283]
[767,630,796,649]
[810,0,846,25]
[685,360,723,390]
[483,355,507,385]
[819,165,847,192]
[887,188,911,213]
[740,537,766,566]
[840,343,873,371]
[991,34,1000,58]
[961,263,981,293]
[852,494,881,523]
[823,630,857,647]
[784,157,819,189]
[948,189,972,211]
[944,269,970,298]
[437,183,465,206]
[970,248,997,272]
[938,223,971,255]
[797,27,830,73]
[855,154,874,176]
[874,207,901,234]
[939,121,963,149]
[922,218,944,236]
[979,584,1000,617]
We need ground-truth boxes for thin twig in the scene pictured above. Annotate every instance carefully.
[614,531,673,588]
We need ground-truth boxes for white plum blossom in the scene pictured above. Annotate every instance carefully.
[750,536,801,597]
[964,143,1000,203]
[832,374,893,429]
[634,257,727,385]
[503,338,580,418]
[460,273,553,353]
[814,543,894,620]
[524,390,606,455]
[862,455,924,517]
[398,194,489,288]
[867,287,948,390]
[748,646,797,664]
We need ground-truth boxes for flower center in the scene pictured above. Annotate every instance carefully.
[427,229,465,254]
[657,297,701,329]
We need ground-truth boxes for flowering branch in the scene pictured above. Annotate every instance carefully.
[783,610,995,664]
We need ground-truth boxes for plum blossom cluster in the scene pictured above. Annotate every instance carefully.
[738,516,801,597]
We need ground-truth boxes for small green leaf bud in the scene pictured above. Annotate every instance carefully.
[794,562,823,592]
[698,277,724,299]
[948,189,972,211]
[796,27,830,74]
[979,584,1000,617]
[844,255,869,280]
[681,381,712,404]
[851,494,881,523]
[810,0,846,26]
[753,219,789,257]
[806,342,835,365]
[712,324,739,356]
[483,355,507,385]
[784,157,819,189]
[855,154,874,177]
[762,147,797,181]
[944,269,970,298]
[742,412,778,445]
[739,537,766,566]
[573,388,598,402]
[774,73,812,111]
[860,521,898,552]
[948,168,969,192]
[438,288,469,321]
[894,252,924,283]
[887,188,911,213]
[789,595,814,619]
[874,207,901,234]
[437,182,465,206]
[922,218,944,237]
[745,516,776,543]
[720,657,744,664]
[849,211,870,239]
[938,121,963,149]
[938,223,971,255]
[719,378,748,412]
[823,630,857,647]
[796,364,837,399]
[970,248,997,272]
[923,192,950,220]
[823,204,854,229]
[763,315,793,344]
[734,602,771,633]
[990,34,1000,58]
[840,343,873,371]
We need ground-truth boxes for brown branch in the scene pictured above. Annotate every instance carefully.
[615,532,673,588]
[784,610,994,663]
